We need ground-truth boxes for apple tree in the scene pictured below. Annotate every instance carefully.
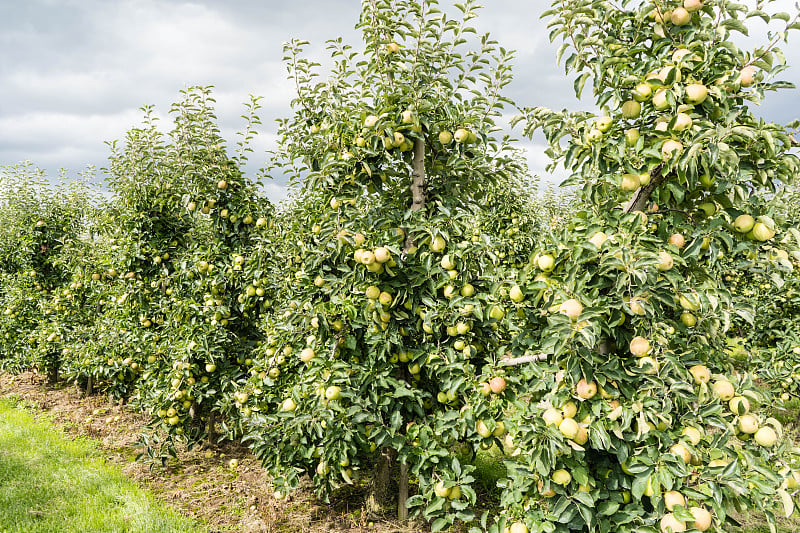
[726,181,800,402]
[0,162,96,382]
[235,0,531,527]
[491,1,800,532]
[61,87,273,456]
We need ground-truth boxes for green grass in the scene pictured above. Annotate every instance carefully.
[0,398,206,533]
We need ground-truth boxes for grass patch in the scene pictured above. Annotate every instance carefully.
[0,398,205,533]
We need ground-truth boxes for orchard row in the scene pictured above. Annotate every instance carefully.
[3,1,800,532]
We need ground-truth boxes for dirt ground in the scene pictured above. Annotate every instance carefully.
[0,371,421,533]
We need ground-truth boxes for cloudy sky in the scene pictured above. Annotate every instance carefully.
[1,0,798,203]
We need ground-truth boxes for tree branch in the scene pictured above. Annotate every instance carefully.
[500,353,548,366]
[625,164,665,214]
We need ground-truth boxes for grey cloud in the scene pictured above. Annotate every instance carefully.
[1,0,798,202]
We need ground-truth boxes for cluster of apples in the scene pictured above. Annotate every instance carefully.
[352,245,395,275]
[608,0,759,196]
[733,213,776,242]
[541,394,590,447]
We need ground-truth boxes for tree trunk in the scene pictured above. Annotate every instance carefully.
[398,460,409,521]
[404,137,427,253]
[410,137,426,212]
[84,375,94,396]
[366,447,396,516]
[205,411,217,446]
[46,360,59,384]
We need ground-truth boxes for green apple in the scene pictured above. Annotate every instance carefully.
[621,100,642,119]
[625,128,640,145]
[685,83,708,104]
[632,83,652,102]
[595,116,613,132]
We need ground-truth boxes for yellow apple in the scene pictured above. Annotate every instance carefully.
[621,173,641,192]
[740,66,757,87]
[682,426,703,445]
[576,378,597,399]
[622,100,642,118]
[537,254,555,271]
[282,398,297,411]
[684,0,703,13]
[430,235,447,253]
[672,112,693,132]
[454,128,470,143]
[559,298,583,321]
[733,214,755,233]
[662,139,684,160]
[657,251,674,271]
[754,426,777,447]
[729,396,750,415]
[595,116,613,132]
[589,231,608,248]
[738,414,759,434]
[630,336,651,356]
[712,380,735,401]
[689,365,711,384]
[660,513,687,533]
[476,420,493,438]
[670,442,692,464]
[632,83,652,102]
[559,418,580,439]
[664,490,685,511]
[542,407,563,426]
[561,401,578,419]
[509,522,529,533]
[653,88,670,110]
[509,285,525,303]
[671,7,691,25]
[434,480,451,498]
[685,83,708,104]
[690,506,712,531]
[552,469,572,486]
[668,233,686,249]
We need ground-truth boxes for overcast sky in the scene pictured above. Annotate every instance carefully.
[1,0,798,203]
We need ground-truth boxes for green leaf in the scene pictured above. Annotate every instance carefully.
[431,517,449,532]
[722,19,749,35]
[746,10,770,22]
[598,501,620,516]
[574,72,591,98]
[556,42,570,66]
[631,473,649,500]
[777,488,795,518]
